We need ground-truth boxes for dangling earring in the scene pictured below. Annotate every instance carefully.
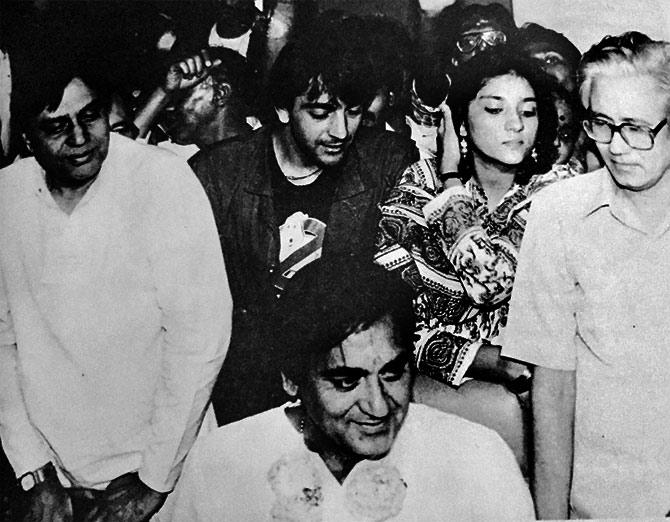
[459,124,468,157]
[531,147,538,162]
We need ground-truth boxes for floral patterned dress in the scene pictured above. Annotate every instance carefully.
[375,158,581,386]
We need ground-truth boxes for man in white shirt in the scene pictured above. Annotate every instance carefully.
[162,258,534,521]
[2,54,232,521]
[503,34,670,519]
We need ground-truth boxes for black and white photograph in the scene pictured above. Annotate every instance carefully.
[0,0,669,520]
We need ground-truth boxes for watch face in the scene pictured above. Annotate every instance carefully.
[20,473,36,491]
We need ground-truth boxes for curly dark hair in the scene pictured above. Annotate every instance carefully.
[275,255,415,388]
[448,46,558,178]
[268,12,378,112]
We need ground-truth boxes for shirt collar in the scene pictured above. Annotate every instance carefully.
[583,167,670,235]
[248,126,370,201]
[583,168,615,218]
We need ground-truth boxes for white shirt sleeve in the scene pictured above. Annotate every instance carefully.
[501,188,578,370]
[138,159,232,492]
[0,267,53,476]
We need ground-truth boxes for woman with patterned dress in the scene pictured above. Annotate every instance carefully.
[375,46,581,470]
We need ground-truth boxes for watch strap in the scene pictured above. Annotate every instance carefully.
[19,462,56,491]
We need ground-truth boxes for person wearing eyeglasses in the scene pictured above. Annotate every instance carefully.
[502,33,670,519]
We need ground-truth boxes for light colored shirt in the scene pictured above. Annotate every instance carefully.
[503,167,670,518]
[0,133,232,492]
[161,402,534,521]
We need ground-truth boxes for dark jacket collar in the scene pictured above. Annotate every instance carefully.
[244,125,373,201]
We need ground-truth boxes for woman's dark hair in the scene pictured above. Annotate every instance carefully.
[268,12,377,111]
[275,256,415,388]
[448,46,558,177]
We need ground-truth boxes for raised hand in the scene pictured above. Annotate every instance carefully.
[163,49,223,94]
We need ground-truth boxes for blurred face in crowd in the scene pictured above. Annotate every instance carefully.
[108,94,138,140]
[276,88,363,169]
[297,315,411,461]
[362,88,392,129]
[454,22,508,66]
[467,72,539,168]
[587,74,670,193]
[554,96,579,164]
[27,77,110,188]
[160,75,223,147]
[526,43,576,92]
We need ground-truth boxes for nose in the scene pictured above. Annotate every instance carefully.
[505,111,524,132]
[360,377,391,418]
[329,109,349,140]
[608,129,629,155]
[67,121,89,147]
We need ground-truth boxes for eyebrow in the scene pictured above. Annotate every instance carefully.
[589,110,653,126]
[40,99,103,124]
[320,351,409,379]
[478,95,537,102]
[301,100,338,111]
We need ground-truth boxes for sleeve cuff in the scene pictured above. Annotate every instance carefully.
[449,340,483,386]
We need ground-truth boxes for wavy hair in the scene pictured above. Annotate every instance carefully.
[447,46,558,178]
[579,32,670,113]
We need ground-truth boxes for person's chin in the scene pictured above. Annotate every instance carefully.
[348,429,396,458]
[65,155,104,182]
[350,439,393,460]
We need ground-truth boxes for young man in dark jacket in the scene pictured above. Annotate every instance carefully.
[191,14,417,425]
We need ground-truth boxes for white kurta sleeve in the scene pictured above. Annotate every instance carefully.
[0,266,53,476]
[138,158,232,492]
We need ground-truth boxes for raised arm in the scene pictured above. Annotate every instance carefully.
[134,49,222,139]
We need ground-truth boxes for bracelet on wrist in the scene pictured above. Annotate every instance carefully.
[436,171,461,183]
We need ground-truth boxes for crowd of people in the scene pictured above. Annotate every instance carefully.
[0,0,669,520]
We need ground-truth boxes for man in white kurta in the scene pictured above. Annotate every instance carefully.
[0,123,232,516]
[163,402,534,521]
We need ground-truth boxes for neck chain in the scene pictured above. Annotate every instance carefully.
[285,168,322,181]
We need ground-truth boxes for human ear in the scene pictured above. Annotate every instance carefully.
[212,82,232,107]
[274,107,290,124]
[281,372,299,398]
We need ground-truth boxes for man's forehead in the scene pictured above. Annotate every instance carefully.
[297,76,361,109]
[320,319,403,369]
[297,89,342,107]
[38,77,98,119]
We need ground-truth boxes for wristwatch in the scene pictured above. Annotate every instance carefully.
[436,171,461,183]
[19,462,55,491]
